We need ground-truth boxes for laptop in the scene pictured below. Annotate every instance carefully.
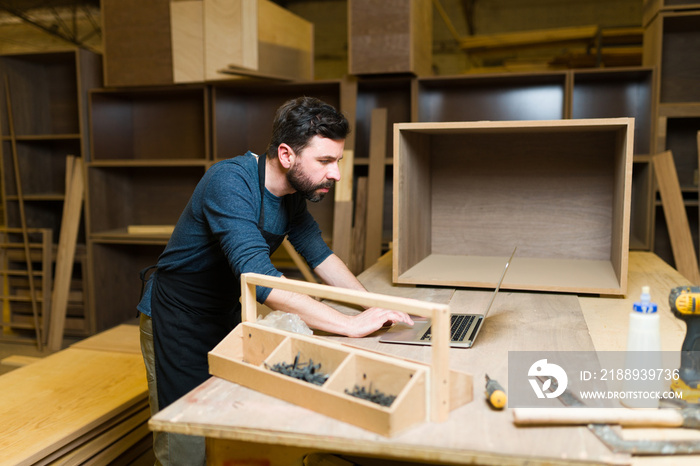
[379,247,516,348]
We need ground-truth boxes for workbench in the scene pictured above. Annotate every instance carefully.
[149,251,698,465]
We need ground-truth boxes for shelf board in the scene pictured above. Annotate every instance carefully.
[2,134,81,141]
[5,194,64,201]
[353,157,394,166]
[90,229,171,245]
[658,102,700,117]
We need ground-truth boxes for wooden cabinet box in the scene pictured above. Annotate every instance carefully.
[348,0,432,76]
[209,273,472,437]
[102,0,313,87]
[393,119,634,295]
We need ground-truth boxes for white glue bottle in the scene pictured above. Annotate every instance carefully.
[621,286,662,408]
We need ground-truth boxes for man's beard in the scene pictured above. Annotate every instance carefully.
[287,164,334,202]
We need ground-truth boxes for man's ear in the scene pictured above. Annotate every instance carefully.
[277,143,295,169]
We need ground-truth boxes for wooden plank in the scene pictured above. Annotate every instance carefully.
[332,77,358,265]
[0,348,147,466]
[459,25,600,53]
[70,324,140,354]
[350,176,368,275]
[281,238,317,283]
[653,150,700,284]
[47,157,85,352]
[332,150,355,265]
[1,355,42,367]
[364,108,387,270]
[45,408,150,466]
[36,400,149,465]
[126,225,175,235]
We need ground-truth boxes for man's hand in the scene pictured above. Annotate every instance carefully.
[345,307,414,338]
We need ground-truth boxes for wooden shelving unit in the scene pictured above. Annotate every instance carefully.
[86,85,209,330]
[643,3,700,269]
[0,49,102,341]
[355,68,655,252]
[86,79,357,330]
[85,67,659,330]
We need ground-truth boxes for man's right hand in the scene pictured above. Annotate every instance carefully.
[345,307,414,338]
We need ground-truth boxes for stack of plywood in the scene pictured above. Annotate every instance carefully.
[102,0,314,87]
[0,324,153,465]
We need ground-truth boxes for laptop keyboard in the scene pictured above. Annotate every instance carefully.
[420,314,475,342]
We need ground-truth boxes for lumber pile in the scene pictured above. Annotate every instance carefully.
[0,324,153,465]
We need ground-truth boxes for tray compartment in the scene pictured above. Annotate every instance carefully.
[263,335,350,385]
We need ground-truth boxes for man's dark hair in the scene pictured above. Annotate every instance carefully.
[266,96,350,159]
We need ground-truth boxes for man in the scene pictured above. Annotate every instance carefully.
[138,96,413,465]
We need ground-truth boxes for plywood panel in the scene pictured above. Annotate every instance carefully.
[171,0,204,83]
[0,348,146,465]
[101,0,174,87]
[256,0,313,81]
[349,0,432,76]
[204,0,258,79]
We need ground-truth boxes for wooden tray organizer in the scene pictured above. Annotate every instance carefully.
[393,119,634,295]
[209,273,473,437]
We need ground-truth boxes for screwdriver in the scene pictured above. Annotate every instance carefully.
[485,374,507,409]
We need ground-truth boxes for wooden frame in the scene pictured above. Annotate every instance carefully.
[393,118,634,295]
[207,272,472,436]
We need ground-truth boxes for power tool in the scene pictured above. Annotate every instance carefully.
[668,286,700,403]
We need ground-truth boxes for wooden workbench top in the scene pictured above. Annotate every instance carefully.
[149,251,699,465]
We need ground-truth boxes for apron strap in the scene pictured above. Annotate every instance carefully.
[257,153,266,230]
[139,265,158,299]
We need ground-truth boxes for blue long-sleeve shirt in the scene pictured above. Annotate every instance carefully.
[137,152,333,316]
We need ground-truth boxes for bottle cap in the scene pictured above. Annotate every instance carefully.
[633,301,658,313]
[633,285,657,313]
